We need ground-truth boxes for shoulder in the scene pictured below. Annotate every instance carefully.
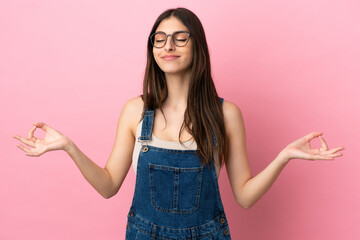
[222,100,245,135]
[222,100,243,121]
[119,96,144,137]
[122,96,144,114]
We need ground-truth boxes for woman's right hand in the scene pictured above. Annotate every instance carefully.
[13,122,71,157]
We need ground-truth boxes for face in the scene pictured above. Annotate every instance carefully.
[152,17,193,75]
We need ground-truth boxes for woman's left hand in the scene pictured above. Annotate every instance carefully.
[280,132,344,162]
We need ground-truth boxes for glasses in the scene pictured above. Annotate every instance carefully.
[149,31,191,48]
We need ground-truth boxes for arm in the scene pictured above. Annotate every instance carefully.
[13,96,144,199]
[223,101,344,209]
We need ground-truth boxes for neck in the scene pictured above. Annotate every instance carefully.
[163,70,191,109]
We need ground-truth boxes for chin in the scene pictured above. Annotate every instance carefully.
[159,65,191,75]
[161,68,183,74]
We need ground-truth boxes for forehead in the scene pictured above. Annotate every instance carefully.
[155,16,189,33]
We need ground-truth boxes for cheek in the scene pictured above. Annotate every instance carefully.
[152,49,161,65]
[185,48,193,65]
[185,43,194,63]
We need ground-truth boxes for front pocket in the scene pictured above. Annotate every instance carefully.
[149,164,203,214]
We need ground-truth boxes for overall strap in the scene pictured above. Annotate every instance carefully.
[138,109,154,142]
[219,97,224,105]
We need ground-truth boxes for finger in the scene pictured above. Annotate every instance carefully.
[16,144,32,153]
[328,152,343,158]
[304,132,323,142]
[13,135,36,147]
[26,146,46,157]
[311,152,343,160]
[28,125,37,140]
[324,147,345,154]
[25,151,42,157]
[16,144,43,157]
[34,122,49,131]
[310,155,334,160]
[319,136,329,151]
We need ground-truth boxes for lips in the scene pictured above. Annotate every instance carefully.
[162,55,180,60]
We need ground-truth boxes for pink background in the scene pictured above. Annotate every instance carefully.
[1,0,359,239]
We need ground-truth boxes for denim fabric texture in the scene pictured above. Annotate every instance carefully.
[126,98,231,239]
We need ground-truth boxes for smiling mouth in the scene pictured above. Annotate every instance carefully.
[162,55,180,60]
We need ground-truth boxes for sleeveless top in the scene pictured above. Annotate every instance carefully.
[132,119,221,177]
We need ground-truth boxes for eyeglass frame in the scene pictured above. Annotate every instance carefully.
[149,31,191,48]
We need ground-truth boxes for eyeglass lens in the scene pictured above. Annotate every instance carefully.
[152,32,189,48]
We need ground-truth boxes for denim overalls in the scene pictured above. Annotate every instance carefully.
[125,98,231,239]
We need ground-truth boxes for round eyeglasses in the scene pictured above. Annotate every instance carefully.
[149,31,191,48]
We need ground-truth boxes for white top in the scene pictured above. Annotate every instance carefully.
[132,119,221,178]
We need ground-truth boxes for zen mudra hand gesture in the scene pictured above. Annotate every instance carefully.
[14,122,342,160]
[14,122,70,156]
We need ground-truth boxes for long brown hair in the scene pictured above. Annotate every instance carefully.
[141,8,226,166]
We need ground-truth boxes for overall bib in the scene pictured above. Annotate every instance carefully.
[125,98,231,239]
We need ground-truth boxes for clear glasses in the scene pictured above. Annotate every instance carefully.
[149,31,191,48]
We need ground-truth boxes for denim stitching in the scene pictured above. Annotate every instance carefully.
[131,154,144,207]
[173,170,179,210]
[129,210,229,237]
[149,164,204,214]
[128,219,175,240]
[211,162,224,212]
[150,164,203,172]
[144,145,198,154]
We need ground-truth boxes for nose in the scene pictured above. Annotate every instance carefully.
[164,35,175,51]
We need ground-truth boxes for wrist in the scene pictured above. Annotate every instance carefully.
[63,137,75,154]
[277,150,291,165]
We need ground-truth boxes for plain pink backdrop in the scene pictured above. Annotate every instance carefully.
[1,0,359,239]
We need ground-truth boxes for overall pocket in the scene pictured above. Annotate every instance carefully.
[125,221,139,240]
[149,164,203,214]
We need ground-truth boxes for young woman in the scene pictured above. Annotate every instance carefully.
[13,7,344,239]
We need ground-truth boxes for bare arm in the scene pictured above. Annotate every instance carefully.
[13,97,144,199]
[223,101,344,209]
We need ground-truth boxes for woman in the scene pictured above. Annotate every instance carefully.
[13,7,344,239]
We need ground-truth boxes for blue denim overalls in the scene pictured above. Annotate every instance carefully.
[125,98,231,239]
